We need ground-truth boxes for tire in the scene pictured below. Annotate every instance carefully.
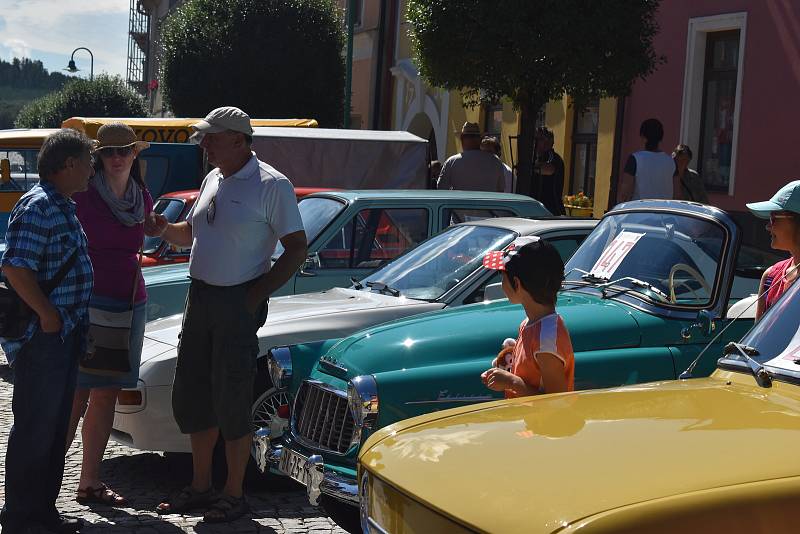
[320,495,361,534]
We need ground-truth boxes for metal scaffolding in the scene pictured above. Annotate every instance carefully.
[127,0,151,95]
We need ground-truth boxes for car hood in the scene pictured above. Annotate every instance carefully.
[361,373,800,533]
[264,287,424,322]
[320,291,641,378]
[140,287,431,361]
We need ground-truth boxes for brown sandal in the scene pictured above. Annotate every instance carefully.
[76,483,128,506]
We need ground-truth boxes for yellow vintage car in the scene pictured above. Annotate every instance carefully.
[358,280,800,533]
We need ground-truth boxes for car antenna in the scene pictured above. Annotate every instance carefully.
[679,287,766,380]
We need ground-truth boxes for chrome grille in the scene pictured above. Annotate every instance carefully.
[293,381,355,454]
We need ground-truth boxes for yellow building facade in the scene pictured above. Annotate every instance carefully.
[385,1,616,217]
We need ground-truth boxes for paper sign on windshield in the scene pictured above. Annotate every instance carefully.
[763,328,800,372]
[589,231,645,280]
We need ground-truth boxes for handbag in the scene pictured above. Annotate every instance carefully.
[0,249,79,339]
[79,248,143,376]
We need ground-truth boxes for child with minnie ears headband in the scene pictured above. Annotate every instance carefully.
[480,236,575,397]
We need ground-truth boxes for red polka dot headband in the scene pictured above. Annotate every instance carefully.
[482,236,541,271]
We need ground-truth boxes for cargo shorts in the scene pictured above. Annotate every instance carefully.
[172,278,269,441]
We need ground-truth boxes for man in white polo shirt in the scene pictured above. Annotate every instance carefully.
[146,106,307,522]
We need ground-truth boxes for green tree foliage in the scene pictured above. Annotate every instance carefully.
[160,0,345,126]
[407,0,664,196]
[14,75,147,128]
[0,57,70,90]
[0,58,71,128]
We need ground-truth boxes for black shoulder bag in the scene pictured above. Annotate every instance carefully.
[0,249,79,339]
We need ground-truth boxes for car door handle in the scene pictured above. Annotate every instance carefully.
[299,270,317,277]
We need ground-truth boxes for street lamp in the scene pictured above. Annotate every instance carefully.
[64,47,94,80]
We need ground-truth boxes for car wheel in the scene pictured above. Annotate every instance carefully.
[251,362,293,478]
[250,387,292,434]
[320,495,361,534]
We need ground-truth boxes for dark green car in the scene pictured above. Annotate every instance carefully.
[263,200,771,530]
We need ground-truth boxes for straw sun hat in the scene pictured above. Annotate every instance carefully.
[93,122,150,152]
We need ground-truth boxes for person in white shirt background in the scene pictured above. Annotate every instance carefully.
[617,118,677,202]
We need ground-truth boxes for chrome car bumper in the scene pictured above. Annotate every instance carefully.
[255,430,358,507]
[252,427,287,474]
[304,455,358,506]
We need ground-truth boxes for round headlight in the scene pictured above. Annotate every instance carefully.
[267,346,292,390]
[347,375,379,429]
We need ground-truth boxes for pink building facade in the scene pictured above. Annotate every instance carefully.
[617,0,800,240]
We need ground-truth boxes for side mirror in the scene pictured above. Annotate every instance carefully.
[304,252,321,270]
[682,309,717,339]
[299,252,321,277]
[697,309,716,336]
[484,282,505,301]
[0,159,10,183]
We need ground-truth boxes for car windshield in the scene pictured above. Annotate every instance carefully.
[564,211,727,306]
[274,196,345,257]
[143,198,186,254]
[361,225,515,300]
[726,281,800,380]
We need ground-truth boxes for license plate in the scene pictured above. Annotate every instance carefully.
[279,449,309,486]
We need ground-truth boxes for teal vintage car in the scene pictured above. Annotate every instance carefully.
[264,200,772,530]
[141,190,549,320]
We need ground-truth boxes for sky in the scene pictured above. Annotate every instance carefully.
[0,0,130,79]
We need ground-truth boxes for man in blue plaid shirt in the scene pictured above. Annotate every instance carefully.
[0,129,94,534]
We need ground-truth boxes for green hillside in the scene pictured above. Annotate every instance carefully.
[0,58,69,129]
[0,86,54,129]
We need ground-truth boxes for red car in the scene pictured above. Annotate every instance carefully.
[142,187,337,267]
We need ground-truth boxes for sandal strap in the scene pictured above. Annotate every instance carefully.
[77,483,126,504]
[210,494,244,510]
[204,494,248,522]
[159,485,214,512]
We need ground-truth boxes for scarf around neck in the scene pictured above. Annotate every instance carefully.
[93,169,145,227]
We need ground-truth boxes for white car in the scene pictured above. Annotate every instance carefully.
[111,218,597,455]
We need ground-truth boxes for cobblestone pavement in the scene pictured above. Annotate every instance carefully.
[0,356,348,534]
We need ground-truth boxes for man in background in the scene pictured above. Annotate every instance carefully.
[480,136,514,193]
[437,122,505,192]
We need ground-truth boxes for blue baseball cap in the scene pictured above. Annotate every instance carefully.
[746,180,800,219]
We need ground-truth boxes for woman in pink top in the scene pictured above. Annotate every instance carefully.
[746,180,800,320]
[66,123,155,506]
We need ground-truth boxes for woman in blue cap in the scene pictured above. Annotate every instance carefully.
[747,180,800,320]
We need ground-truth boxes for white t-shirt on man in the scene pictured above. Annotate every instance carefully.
[187,153,304,286]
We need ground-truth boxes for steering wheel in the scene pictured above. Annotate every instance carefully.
[668,263,712,303]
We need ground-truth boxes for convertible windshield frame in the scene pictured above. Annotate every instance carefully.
[562,206,736,320]
[717,280,800,384]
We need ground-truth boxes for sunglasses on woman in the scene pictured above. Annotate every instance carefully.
[97,146,134,158]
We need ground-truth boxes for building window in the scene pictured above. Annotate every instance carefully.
[350,0,363,28]
[697,30,740,192]
[680,13,746,196]
[484,102,503,141]
[570,99,599,195]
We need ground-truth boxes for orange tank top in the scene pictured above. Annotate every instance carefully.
[507,313,575,399]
